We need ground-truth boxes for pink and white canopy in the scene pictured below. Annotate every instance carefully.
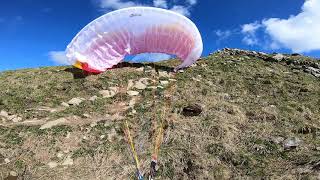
[66,7,203,72]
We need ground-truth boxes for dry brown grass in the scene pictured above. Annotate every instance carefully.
[1,52,320,179]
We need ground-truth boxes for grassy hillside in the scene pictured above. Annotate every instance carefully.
[0,49,320,179]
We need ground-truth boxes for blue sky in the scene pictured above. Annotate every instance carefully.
[0,0,319,71]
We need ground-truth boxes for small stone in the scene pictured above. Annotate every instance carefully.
[127,91,139,96]
[147,86,157,90]
[66,132,71,139]
[159,71,170,78]
[133,81,147,90]
[192,77,201,82]
[100,135,106,139]
[90,122,97,127]
[9,171,18,176]
[157,86,164,89]
[11,116,22,123]
[132,109,137,114]
[136,67,144,72]
[48,162,58,168]
[68,98,84,106]
[129,98,136,107]
[283,137,302,150]
[57,152,64,158]
[40,118,67,130]
[83,114,91,118]
[89,96,98,101]
[4,158,10,163]
[169,79,177,82]
[62,155,73,166]
[127,80,134,90]
[99,89,116,98]
[273,54,285,61]
[259,52,268,56]
[140,78,151,85]
[0,110,9,118]
[160,81,169,86]
[61,102,70,107]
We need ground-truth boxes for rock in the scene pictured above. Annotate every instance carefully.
[169,79,177,82]
[313,73,320,78]
[147,86,157,90]
[140,78,152,85]
[273,54,285,61]
[57,152,64,158]
[89,95,98,101]
[159,71,170,78]
[129,98,136,107]
[133,81,147,90]
[9,171,18,176]
[61,102,70,107]
[62,155,73,166]
[40,118,68,130]
[192,77,201,82]
[283,137,302,150]
[306,67,320,77]
[90,122,97,127]
[68,98,84,106]
[160,81,169,86]
[66,132,71,139]
[82,114,91,118]
[0,110,9,118]
[100,135,106,139]
[127,80,134,90]
[127,91,139,96]
[47,162,58,168]
[4,158,10,163]
[259,52,268,56]
[99,88,117,98]
[11,116,22,123]
[182,104,203,117]
[136,67,144,72]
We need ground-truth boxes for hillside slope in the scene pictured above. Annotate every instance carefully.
[0,49,320,179]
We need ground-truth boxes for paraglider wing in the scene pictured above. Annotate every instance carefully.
[66,7,203,72]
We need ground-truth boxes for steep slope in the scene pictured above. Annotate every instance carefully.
[0,49,320,179]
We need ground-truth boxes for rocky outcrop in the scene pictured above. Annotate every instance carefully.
[213,48,320,78]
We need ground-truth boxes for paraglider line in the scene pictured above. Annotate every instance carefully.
[124,120,144,180]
